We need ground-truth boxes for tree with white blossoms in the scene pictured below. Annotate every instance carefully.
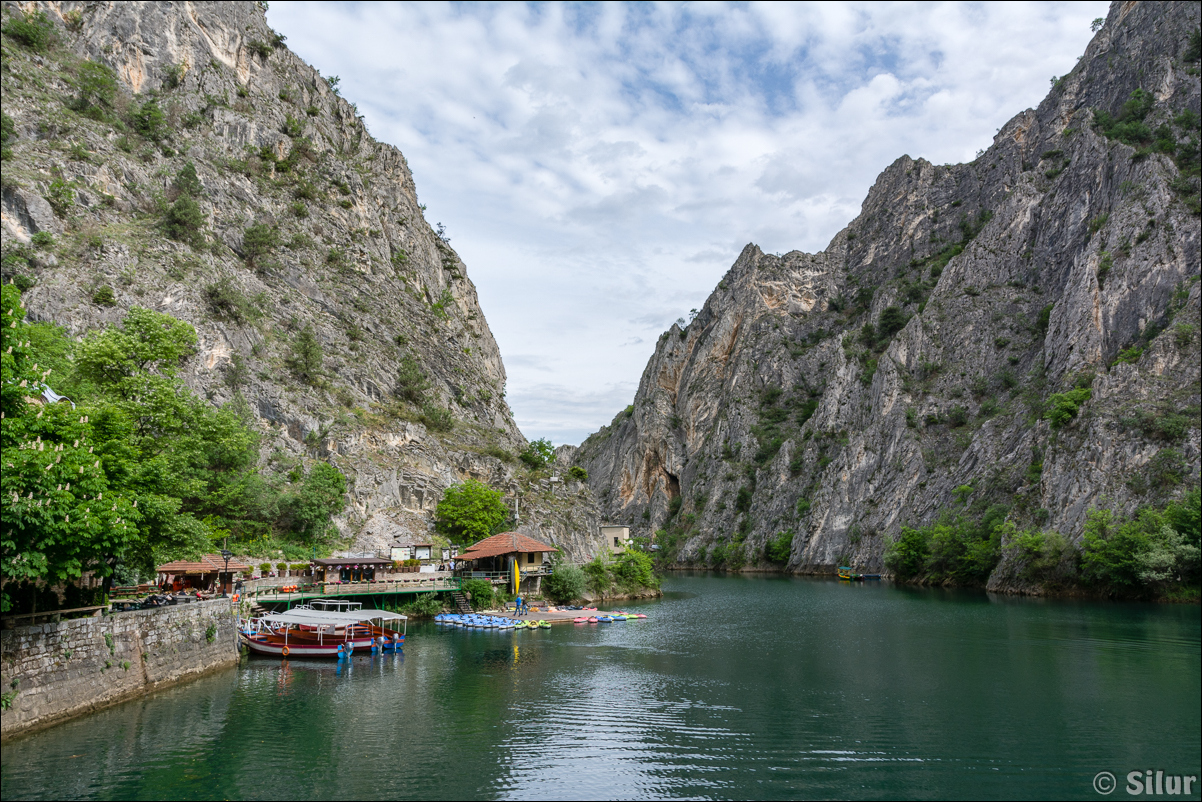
[1,285,139,611]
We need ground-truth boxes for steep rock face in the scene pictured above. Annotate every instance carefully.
[575,0,1201,579]
[0,1,604,560]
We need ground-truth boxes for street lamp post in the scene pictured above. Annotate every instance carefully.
[220,549,233,597]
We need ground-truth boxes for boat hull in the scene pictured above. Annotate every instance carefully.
[243,635,345,657]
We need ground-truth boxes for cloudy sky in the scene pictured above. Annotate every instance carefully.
[267,1,1109,446]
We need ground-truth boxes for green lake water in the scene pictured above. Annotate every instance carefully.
[2,573,1199,800]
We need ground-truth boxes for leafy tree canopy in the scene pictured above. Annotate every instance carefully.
[1,287,348,610]
[434,479,509,544]
[519,437,555,469]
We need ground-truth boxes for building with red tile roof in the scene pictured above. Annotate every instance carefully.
[456,532,557,564]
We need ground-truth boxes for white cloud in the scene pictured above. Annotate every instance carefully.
[269,0,1109,445]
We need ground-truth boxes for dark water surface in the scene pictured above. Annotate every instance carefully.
[2,573,1199,800]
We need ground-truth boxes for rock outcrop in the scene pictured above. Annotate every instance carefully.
[0,1,605,560]
[574,0,1201,583]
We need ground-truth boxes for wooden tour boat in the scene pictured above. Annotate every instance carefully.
[241,601,406,658]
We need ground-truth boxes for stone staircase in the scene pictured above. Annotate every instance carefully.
[450,591,472,614]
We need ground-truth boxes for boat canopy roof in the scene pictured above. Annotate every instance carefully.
[259,608,406,627]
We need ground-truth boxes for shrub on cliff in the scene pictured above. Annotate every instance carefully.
[1046,388,1092,428]
[1,111,14,160]
[877,306,908,339]
[420,403,453,432]
[1093,89,1154,148]
[203,277,263,325]
[173,162,203,199]
[2,10,54,53]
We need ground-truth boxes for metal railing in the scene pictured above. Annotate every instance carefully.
[246,576,462,602]
[462,566,552,583]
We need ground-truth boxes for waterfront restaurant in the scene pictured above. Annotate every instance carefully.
[456,532,557,581]
[156,554,251,594]
[310,556,394,584]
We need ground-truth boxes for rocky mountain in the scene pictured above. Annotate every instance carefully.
[574,0,1201,587]
[1,1,603,560]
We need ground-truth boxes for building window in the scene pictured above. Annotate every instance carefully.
[527,552,536,564]
[614,537,621,547]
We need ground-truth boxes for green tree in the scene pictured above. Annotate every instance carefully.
[434,479,509,544]
[1,287,139,610]
[459,578,495,610]
[132,99,165,141]
[241,223,278,267]
[280,463,346,543]
[74,61,118,112]
[287,325,323,383]
[765,530,793,563]
[174,162,203,198]
[885,526,930,579]
[519,437,555,469]
[2,288,350,592]
[877,306,908,339]
[582,554,611,596]
[395,353,428,404]
[163,195,206,248]
[612,550,658,591]
[75,307,197,398]
[542,564,586,603]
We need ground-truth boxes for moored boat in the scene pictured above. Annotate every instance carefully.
[241,606,406,658]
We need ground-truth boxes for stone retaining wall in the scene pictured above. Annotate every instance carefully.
[1,599,239,740]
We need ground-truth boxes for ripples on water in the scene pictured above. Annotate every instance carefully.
[2,574,1198,800]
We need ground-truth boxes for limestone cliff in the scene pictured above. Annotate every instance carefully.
[0,1,603,560]
[574,0,1201,584]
